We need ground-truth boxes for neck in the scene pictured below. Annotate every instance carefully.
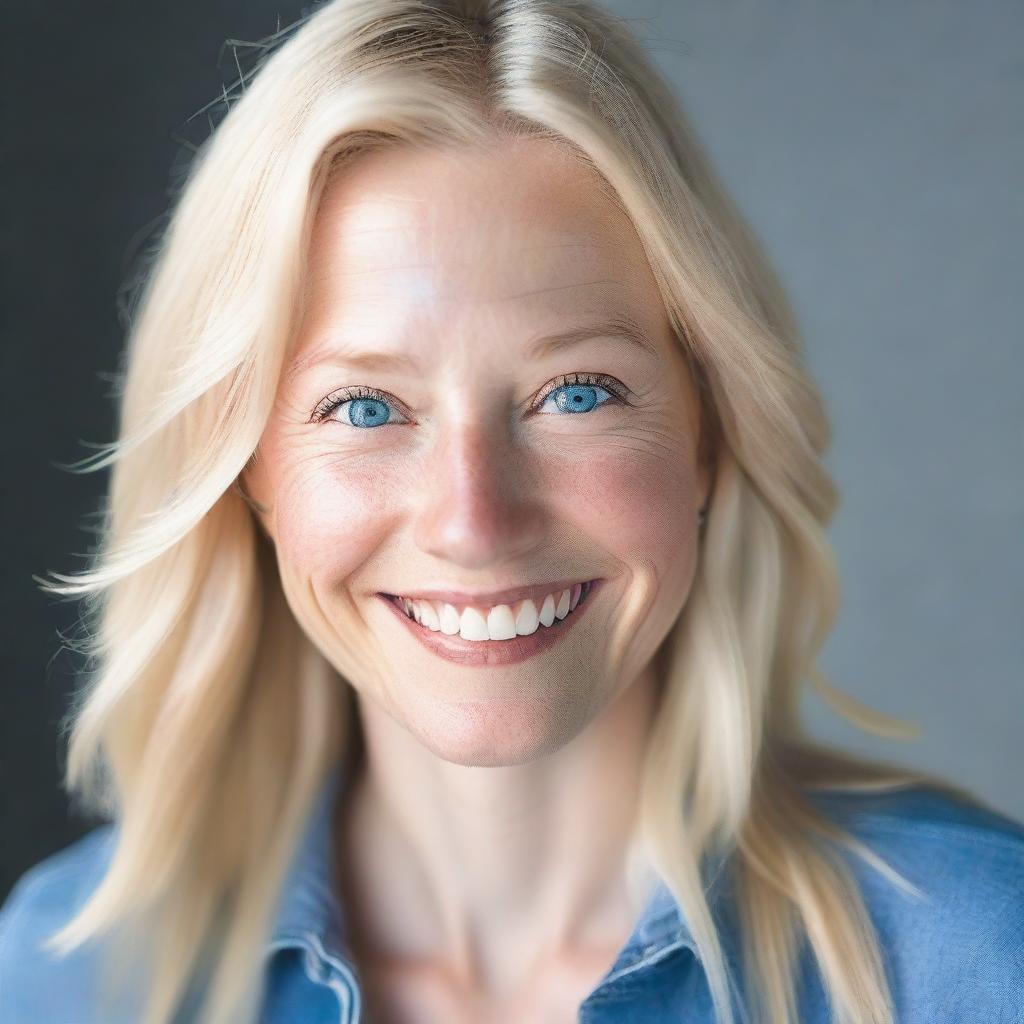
[331,664,662,999]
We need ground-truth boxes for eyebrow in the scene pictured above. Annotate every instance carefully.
[287,314,659,382]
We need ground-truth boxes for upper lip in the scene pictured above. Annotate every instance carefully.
[382,578,597,609]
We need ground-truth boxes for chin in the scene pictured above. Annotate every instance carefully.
[404,693,592,767]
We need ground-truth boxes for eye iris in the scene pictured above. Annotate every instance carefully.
[554,384,601,414]
[349,397,388,427]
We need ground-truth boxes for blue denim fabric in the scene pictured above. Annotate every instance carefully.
[2,767,1022,1023]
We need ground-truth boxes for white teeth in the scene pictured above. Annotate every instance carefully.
[395,582,591,642]
[486,604,517,641]
[438,602,461,635]
[418,600,440,631]
[514,598,539,635]
[459,606,490,641]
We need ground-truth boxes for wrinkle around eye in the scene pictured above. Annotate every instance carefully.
[297,370,664,428]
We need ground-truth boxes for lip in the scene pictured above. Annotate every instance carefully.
[381,578,593,611]
[376,578,604,667]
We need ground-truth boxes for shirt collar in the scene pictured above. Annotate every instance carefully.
[267,758,738,966]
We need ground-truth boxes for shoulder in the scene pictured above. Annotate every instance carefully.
[0,824,122,1024]
[805,783,1024,1018]
[806,781,1024,899]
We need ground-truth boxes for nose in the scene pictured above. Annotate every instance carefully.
[412,417,546,569]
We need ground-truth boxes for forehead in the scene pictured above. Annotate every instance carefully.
[303,139,655,312]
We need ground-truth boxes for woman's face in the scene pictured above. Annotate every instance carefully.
[244,137,710,765]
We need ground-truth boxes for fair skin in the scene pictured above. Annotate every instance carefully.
[243,135,711,1023]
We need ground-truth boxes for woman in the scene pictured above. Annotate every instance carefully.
[1,1,1021,1022]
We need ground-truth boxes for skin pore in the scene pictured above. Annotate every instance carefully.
[242,135,711,1021]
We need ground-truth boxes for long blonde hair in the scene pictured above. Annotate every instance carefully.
[35,2,983,1022]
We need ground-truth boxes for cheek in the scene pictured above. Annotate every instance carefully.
[558,437,700,561]
[272,455,403,584]
[555,428,702,674]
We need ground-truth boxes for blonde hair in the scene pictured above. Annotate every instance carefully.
[35,2,986,1022]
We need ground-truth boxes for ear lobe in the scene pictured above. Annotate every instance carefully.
[234,474,275,543]
[694,407,718,517]
[697,452,714,518]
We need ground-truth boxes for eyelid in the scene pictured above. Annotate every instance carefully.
[308,384,411,424]
[529,372,630,411]
[309,372,631,424]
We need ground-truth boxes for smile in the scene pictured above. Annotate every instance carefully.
[376,579,602,667]
[391,580,594,639]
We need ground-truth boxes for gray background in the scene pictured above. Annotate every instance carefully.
[619,0,1022,819]
[3,0,1021,898]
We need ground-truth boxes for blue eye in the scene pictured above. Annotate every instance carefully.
[540,380,610,411]
[311,386,406,428]
[338,395,394,428]
[311,373,627,427]
[532,374,626,413]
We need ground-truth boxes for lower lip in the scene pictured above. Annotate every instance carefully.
[376,579,604,667]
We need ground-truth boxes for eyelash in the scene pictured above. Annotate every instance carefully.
[308,372,630,425]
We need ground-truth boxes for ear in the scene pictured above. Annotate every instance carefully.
[236,455,275,544]
[694,398,718,518]
[673,326,716,518]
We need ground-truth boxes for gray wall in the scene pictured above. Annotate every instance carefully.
[608,0,1022,819]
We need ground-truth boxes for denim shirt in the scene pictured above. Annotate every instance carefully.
[2,768,1022,1023]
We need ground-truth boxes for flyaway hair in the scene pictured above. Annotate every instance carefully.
[35,2,984,1022]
